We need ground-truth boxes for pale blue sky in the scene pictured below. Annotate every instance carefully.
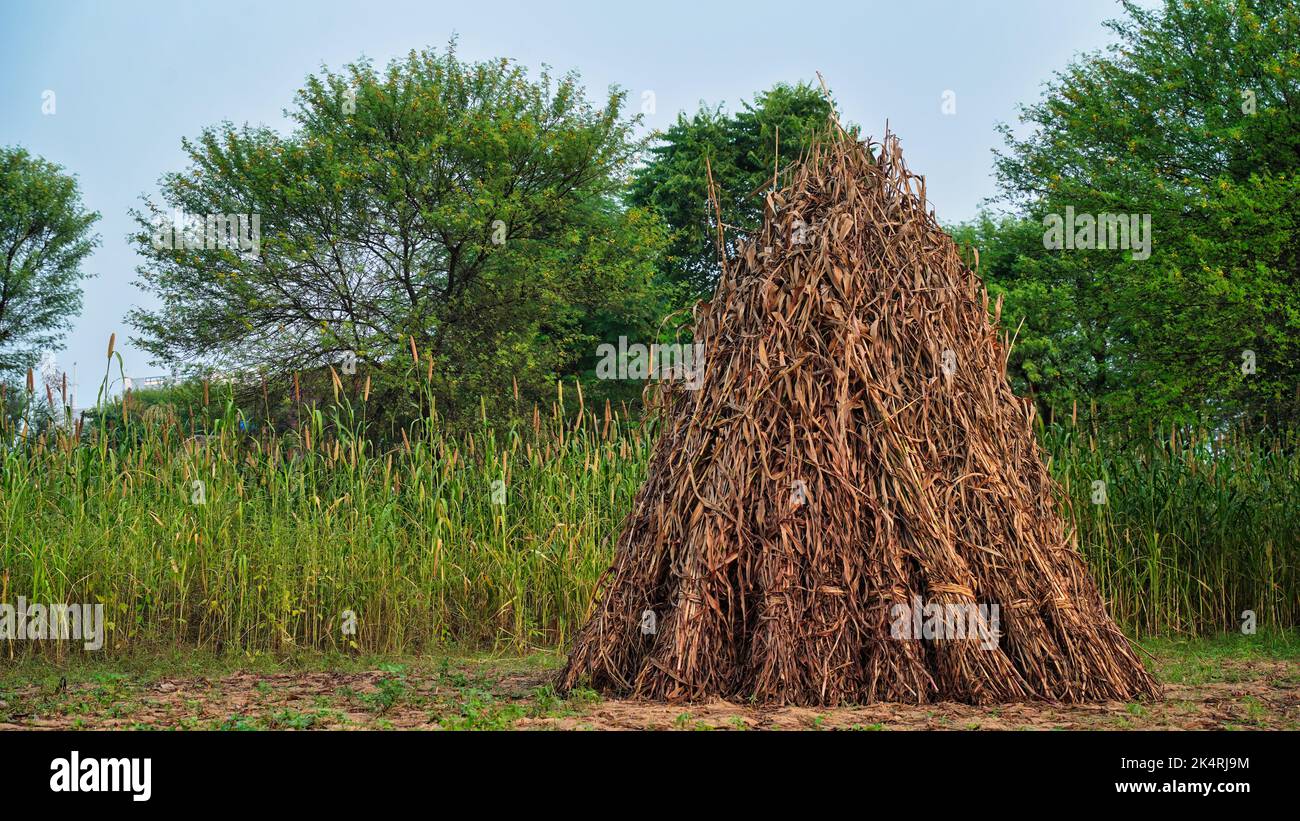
[0,0,1139,405]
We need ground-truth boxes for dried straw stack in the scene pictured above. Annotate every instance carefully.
[559,122,1159,705]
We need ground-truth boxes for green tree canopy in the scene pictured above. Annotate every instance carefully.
[129,42,667,423]
[949,215,1076,423]
[991,0,1300,428]
[0,146,99,377]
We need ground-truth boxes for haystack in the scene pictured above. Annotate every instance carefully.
[559,122,1159,705]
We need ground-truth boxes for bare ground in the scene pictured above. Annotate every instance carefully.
[1,651,1296,730]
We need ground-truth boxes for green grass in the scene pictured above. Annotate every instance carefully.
[1,366,1296,660]
[1139,627,1300,685]
[2,376,653,657]
[1046,424,1300,636]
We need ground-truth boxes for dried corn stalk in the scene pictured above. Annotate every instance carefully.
[559,122,1159,705]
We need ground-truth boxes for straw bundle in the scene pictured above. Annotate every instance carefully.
[559,123,1159,705]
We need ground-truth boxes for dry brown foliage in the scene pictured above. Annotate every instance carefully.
[559,123,1159,705]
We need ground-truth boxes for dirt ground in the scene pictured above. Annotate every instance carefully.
[1,651,1296,730]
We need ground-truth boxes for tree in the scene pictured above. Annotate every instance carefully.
[129,42,667,424]
[992,0,1300,428]
[0,146,100,377]
[629,82,844,299]
[949,214,1078,423]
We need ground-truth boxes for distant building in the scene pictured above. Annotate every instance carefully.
[130,375,175,391]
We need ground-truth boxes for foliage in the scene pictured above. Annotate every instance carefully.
[128,41,669,427]
[2,369,1295,659]
[950,214,1082,421]
[988,0,1300,428]
[0,146,100,377]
